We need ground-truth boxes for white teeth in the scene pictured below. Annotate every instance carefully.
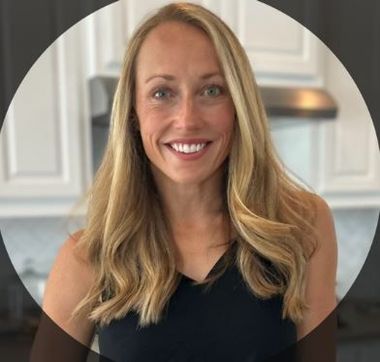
[170,143,207,154]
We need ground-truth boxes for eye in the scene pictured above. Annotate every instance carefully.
[152,88,171,100]
[203,85,223,97]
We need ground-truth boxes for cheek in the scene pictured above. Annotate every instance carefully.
[136,99,169,136]
[136,105,159,133]
[137,112,167,149]
[212,106,235,135]
[139,123,158,146]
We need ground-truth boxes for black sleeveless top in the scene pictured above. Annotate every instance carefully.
[97,242,296,362]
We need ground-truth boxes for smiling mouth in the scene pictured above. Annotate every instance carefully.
[165,141,212,154]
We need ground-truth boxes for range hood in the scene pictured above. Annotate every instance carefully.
[260,86,337,119]
[89,76,338,126]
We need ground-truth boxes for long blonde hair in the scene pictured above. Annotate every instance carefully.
[74,2,319,327]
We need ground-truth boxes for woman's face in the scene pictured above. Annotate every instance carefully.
[135,21,235,186]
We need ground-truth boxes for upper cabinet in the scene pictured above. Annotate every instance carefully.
[0,23,92,217]
[315,48,380,208]
[271,43,380,208]
[232,0,323,85]
[87,0,323,86]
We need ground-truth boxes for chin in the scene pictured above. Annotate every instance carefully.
[169,174,207,186]
[151,164,221,187]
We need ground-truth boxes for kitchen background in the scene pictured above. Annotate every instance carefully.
[0,0,379,360]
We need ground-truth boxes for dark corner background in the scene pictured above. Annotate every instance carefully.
[0,0,379,360]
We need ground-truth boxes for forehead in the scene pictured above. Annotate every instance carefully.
[135,21,222,78]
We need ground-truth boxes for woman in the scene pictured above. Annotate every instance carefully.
[38,2,337,361]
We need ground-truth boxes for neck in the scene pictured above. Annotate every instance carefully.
[152,167,227,228]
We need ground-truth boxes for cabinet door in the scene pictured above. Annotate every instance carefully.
[86,0,323,86]
[316,48,380,208]
[234,0,322,85]
[0,26,89,217]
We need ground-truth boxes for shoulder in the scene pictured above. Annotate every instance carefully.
[299,191,337,252]
[44,229,94,302]
[308,194,337,253]
[306,192,332,217]
[41,229,95,344]
[57,230,90,265]
[49,230,93,282]
[295,191,333,230]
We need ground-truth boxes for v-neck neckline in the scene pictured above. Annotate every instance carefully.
[178,239,237,283]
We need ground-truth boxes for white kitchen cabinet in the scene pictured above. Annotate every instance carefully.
[317,116,380,208]
[87,0,323,86]
[265,30,380,209]
[0,24,92,217]
[271,113,380,209]
[315,48,380,208]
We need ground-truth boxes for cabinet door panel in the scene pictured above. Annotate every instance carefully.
[0,29,86,216]
[318,49,380,207]
[238,0,321,83]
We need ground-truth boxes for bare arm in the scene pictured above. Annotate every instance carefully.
[296,195,338,360]
[31,231,96,362]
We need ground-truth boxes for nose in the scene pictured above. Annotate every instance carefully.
[174,94,202,130]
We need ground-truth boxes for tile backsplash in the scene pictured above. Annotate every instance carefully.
[0,216,85,278]
[332,208,379,299]
[0,208,378,303]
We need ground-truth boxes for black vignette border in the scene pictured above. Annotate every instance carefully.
[0,0,379,361]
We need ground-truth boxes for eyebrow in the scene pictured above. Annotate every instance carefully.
[144,72,223,84]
